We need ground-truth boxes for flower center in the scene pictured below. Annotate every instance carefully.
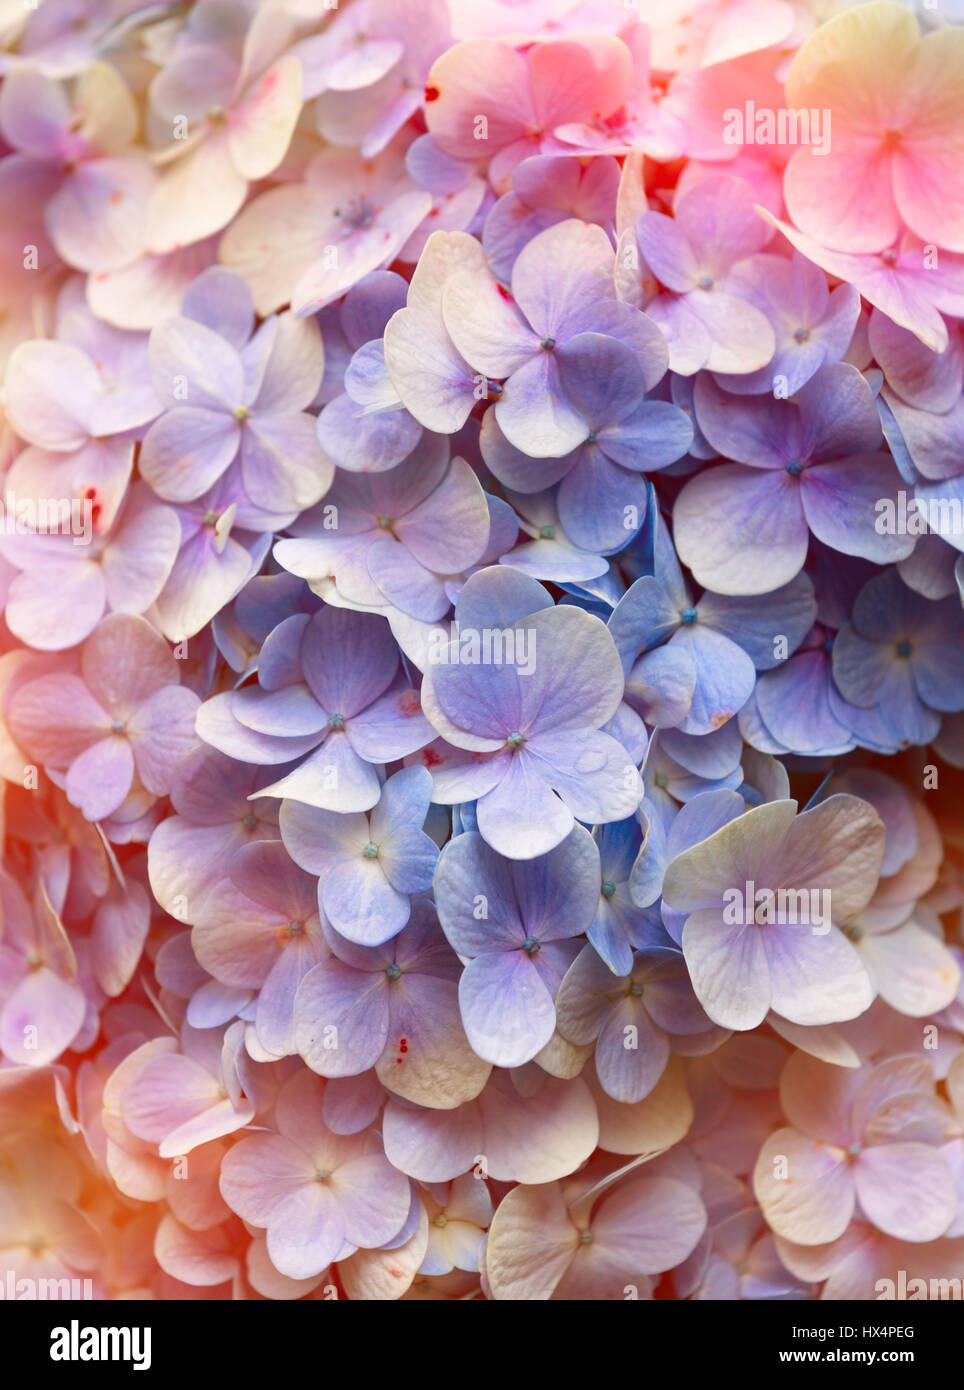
[882,128,902,150]
[793,327,810,344]
[654,772,669,789]
[629,982,644,997]
[110,720,125,735]
[539,525,556,539]
[896,640,912,658]
[375,514,393,529]
[327,713,346,730]
[315,1169,332,1183]
[540,336,556,351]
[681,607,698,625]
[785,459,804,477]
[363,842,379,859]
[521,936,541,955]
[385,963,402,981]
[339,196,377,231]
[580,1230,594,1245]
[506,731,525,750]
[601,880,616,899]
[243,812,257,831]
[233,406,249,423]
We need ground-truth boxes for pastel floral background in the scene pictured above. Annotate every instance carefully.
[1,0,964,1302]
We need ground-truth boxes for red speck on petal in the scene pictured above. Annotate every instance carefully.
[424,85,440,102]
[398,689,421,716]
[496,284,513,302]
[422,748,443,768]
[109,191,123,205]
[83,486,101,524]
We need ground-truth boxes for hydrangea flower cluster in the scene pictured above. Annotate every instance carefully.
[3,0,964,1304]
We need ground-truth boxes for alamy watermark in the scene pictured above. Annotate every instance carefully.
[426,624,537,676]
[876,1271,964,1300]
[723,102,831,155]
[1,1270,93,1299]
[50,1320,151,1370]
[0,490,93,544]
[875,491,964,539]
[723,880,831,935]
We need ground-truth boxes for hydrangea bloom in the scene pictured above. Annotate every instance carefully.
[145,7,304,253]
[480,331,694,553]
[424,33,634,190]
[218,1068,411,1279]
[754,1052,959,1245]
[139,269,331,516]
[661,795,884,1031]
[3,0,964,1313]
[609,510,817,733]
[437,218,671,457]
[674,364,914,594]
[274,441,491,621]
[0,486,180,651]
[418,567,643,857]
[782,1,964,255]
[279,765,438,944]
[197,605,434,811]
[293,899,491,1106]
[3,310,161,532]
[191,840,326,1058]
[831,569,964,744]
[0,62,156,273]
[556,945,714,1102]
[434,825,599,1065]
[634,176,777,375]
[485,1170,707,1299]
[7,613,199,822]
